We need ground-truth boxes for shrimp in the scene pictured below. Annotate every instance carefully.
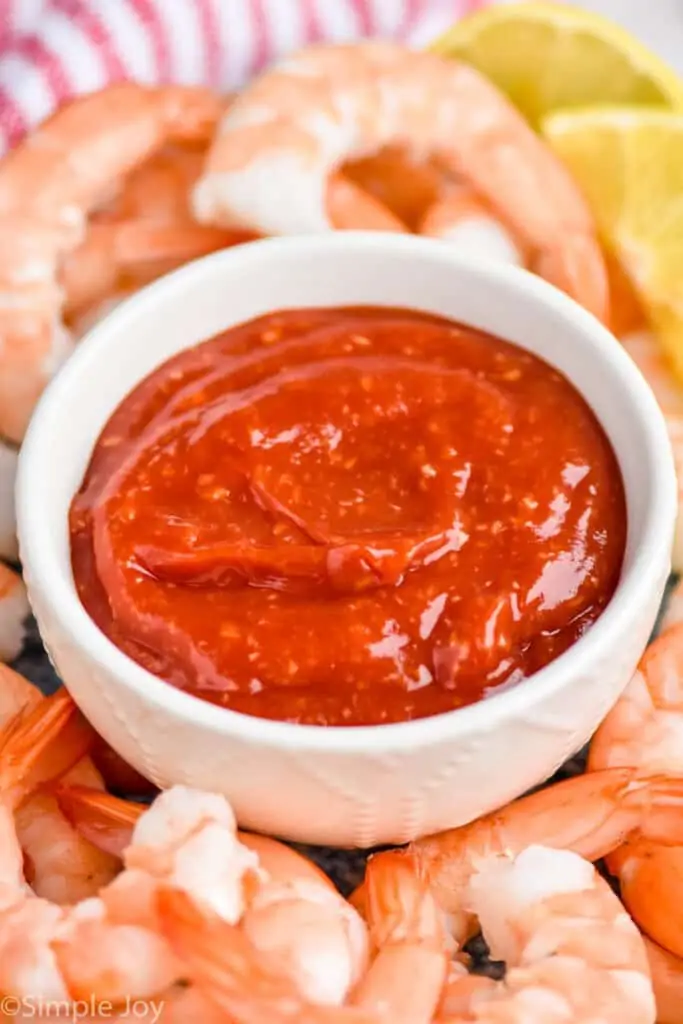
[238,832,369,1006]
[0,779,261,1005]
[401,768,683,946]
[643,936,683,1024]
[621,330,683,573]
[0,689,94,898]
[342,146,445,229]
[194,42,609,321]
[54,785,144,859]
[60,147,404,336]
[63,184,402,328]
[0,84,222,443]
[157,888,384,1024]
[588,622,683,958]
[55,786,368,1007]
[50,787,259,1003]
[419,183,525,268]
[0,668,118,904]
[349,849,449,1023]
[60,219,250,326]
[458,844,655,1023]
[0,563,29,663]
[157,845,655,1024]
[361,846,655,1023]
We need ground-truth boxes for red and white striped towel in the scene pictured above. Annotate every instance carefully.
[0,0,488,155]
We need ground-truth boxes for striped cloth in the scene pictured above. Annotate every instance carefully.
[0,0,487,154]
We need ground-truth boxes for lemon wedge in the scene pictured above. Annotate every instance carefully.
[543,106,683,378]
[432,2,683,127]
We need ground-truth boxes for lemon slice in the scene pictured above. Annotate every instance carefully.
[543,106,683,378]
[432,2,683,127]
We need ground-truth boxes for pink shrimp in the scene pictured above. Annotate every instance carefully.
[0,667,118,904]
[643,935,683,1024]
[401,768,683,946]
[349,849,449,1023]
[158,887,383,1024]
[419,183,526,269]
[238,832,369,1006]
[588,620,683,960]
[55,786,368,1007]
[342,145,445,230]
[61,220,252,327]
[157,843,656,1024]
[0,83,222,443]
[0,688,95,904]
[621,330,683,573]
[195,42,609,322]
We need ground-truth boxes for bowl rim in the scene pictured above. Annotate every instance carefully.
[17,232,677,754]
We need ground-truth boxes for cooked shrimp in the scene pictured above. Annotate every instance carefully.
[404,768,683,945]
[158,845,655,1024]
[0,563,29,662]
[0,84,221,443]
[342,146,444,230]
[589,624,683,778]
[589,622,683,958]
[158,888,385,1024]
[54,785,144,858]
[621,330,683,572]
[0,689,94,897]
[606,250,647,338]
[95,141,211,227]
[643,935,683,1024]
[327,176,407,233]
[419,183,525,267]
[61,219,249,323]
[55,786,367,1007]
[459,844,655,1023]
[349,849,449,1023]
[69,290,136,340]
[195,42,608,321]
[60,787,258,1002]
[436,968,496,1021]
[0,782,261,1005]
[239,832,369,1006]
[0,668,118,904]
[0,442,18,562]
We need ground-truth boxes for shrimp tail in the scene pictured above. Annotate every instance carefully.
[0,690,94,809]
[327,176,409,232]
[159,86,223,144]
[54,784,144,858]
[532,233,611,325]
[158,889,381,1024]
[643,934,683,1024]
[349,851,449,1022]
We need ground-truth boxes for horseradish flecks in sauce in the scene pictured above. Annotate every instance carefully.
[70,307,626,726]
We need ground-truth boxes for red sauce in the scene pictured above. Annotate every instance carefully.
[70,307,626,727]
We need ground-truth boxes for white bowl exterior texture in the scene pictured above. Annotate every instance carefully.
[17,234,676,847]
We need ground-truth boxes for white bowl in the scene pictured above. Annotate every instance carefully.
[17,234,676,847]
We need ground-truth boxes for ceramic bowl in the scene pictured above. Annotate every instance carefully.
[17,233,676,847]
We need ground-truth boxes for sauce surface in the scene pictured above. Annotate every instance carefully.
[70,307,626,726]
